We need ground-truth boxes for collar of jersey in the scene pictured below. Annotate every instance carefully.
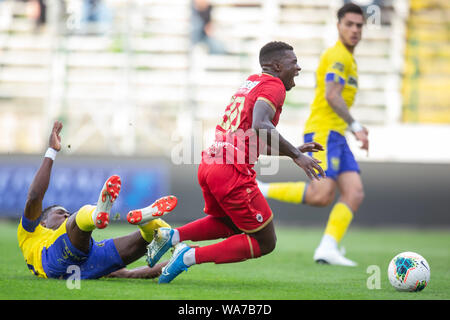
[336,39,354,57]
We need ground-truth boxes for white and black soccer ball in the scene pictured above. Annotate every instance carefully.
[388,252,430,292]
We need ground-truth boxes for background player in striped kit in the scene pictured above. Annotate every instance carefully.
[258,3,369,266]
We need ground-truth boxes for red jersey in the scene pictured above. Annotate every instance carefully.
[203,73,286,174]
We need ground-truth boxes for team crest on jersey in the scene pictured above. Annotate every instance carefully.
[332,62,344,72]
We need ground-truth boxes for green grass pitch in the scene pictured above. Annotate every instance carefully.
[0,220,449,300]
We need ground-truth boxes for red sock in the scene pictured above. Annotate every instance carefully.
[195,234,261,264]
[177,215,236,242]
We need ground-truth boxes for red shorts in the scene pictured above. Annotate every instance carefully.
[197,161,273,233]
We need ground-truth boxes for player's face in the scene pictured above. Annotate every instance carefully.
[279,50,301,91]
[44,207,70,230]
[338,12,363,48]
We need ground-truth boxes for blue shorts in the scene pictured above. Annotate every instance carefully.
[41,234,125,280]
[304,130,360,180]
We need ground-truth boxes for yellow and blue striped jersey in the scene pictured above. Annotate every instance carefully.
[304,40,358,135]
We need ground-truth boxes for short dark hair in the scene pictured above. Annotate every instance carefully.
[41,204,62,221]
[259,41,293,66]
[337,2,364,22]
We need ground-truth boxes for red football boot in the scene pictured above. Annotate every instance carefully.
[93,175,121,229]
[127,195,178,225]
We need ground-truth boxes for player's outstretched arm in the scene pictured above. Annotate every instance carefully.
[24,121,63,222]
[105,261,168,279]
[325,81,369,151]
[252,100,324,180]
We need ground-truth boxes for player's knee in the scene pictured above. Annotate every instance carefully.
[318,195,335,207]
[353,187,365,207]
[342,187,365,211]
[309,190,335,207]
[259,234,277,256]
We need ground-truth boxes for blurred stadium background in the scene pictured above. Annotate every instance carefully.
[0,0,449,227]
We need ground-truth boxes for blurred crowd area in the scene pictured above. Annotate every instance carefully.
[0,0,448,160]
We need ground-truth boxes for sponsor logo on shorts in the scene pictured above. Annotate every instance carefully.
[331,157,340,171]
[256,213,263,223]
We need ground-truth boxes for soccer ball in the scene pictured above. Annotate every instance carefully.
[388,252,430,292]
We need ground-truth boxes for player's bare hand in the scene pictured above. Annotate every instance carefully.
[298,141,324,153]
[354,127,369,152]
[49,120,63,151]
[293,154,325,181]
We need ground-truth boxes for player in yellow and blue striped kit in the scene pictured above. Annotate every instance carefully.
[257,3,369,266]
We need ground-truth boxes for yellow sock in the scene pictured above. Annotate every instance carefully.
[267,181,307,204]
[75,205,97,232]
[324,202,353,243]
[138,218,171,242]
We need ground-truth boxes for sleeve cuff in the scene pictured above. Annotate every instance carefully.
[21,214,42,232]
[325,73,345,85]
[256,97,277,112]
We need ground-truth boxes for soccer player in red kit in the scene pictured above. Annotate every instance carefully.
[148,41,325,283]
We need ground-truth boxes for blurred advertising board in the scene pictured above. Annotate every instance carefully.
[0,157,169,218]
